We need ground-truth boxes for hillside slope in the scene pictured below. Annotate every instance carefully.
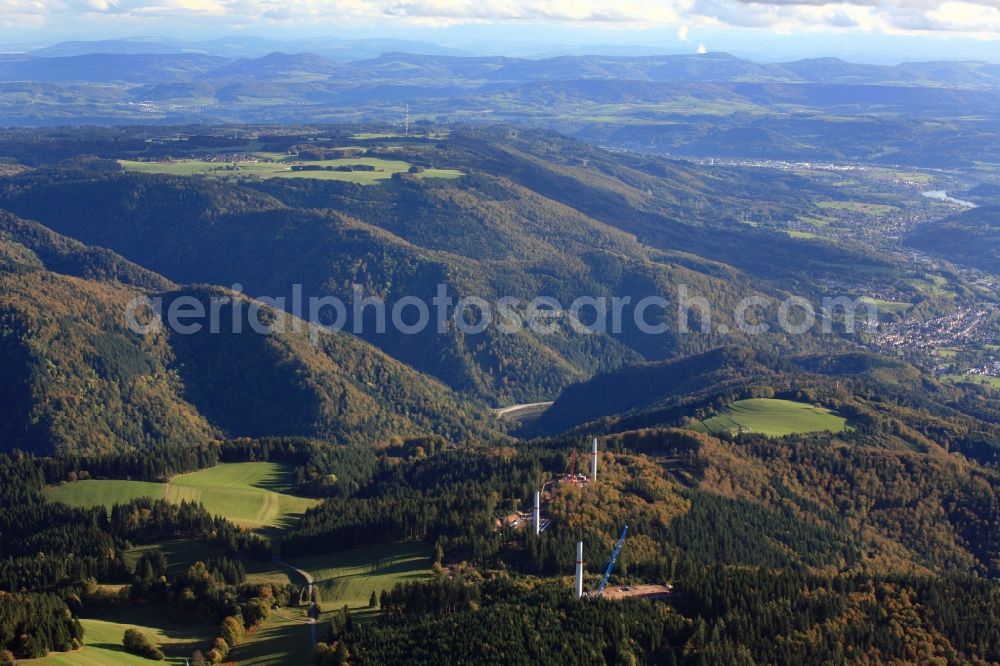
[0,131,895,403]
[905,205,999,272]
[531,346,1000,465]
[0,218,495,453]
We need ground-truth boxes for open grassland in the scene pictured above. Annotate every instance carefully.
[909,274,958,300]
[293,543,434,610]
[42,480,166,510]
[164,462,320,530]
[227,611,313,666]
[119,155,463,184]
[859,297,914,314]
[24,607,211,666]
[44,462,319,531]
[125,539,293,586]
[816,200,899,216]
[694,398,848,437]
[943,374,1000,388]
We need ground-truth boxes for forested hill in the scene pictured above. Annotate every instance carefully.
[530,345,1000,465]
[0,128,904,407]
[905,205,1000,272]
[0,216,495,453]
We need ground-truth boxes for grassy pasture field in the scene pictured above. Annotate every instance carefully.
[41,479,166,510]
[125,539,294,586]
[859,297,914,315]
[228,543,434,665]
[786,229,819,239]
[816,200,899,216]
[943,374,1000,388]
[119,155,463,184]
[23,607,211,666]
[227,611,313,666]
[294,543,434,611]
[43,462,320,530]
[694,398,848,437]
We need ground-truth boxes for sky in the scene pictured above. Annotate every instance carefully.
[1,0,999,63]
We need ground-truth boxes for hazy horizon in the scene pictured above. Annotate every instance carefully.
[2,0,999,65]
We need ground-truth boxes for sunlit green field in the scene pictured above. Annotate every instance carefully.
[294,543,434,610]
[943,374,1000,388]
[125,538,293,586]
[41,479,166,510]
[119,156,463,184]
[786,229,819,239]
[816,200,899,216]
[859,297,913,314]
[43,462,320,530]
[694,398,848,437]
[226,543,434,666]
[227,610,313,666]
[23,607,211,666]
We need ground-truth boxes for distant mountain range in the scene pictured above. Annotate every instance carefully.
[5,49,1000,87]
[3,47,1000,167]
[28,37,474,61]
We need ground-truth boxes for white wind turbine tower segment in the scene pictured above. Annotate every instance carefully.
[534,490,541,536]
[591,437,598,480]
[575,541,584,599]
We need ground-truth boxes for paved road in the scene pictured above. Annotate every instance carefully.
[492,401,553,421]
[273,558,317,646]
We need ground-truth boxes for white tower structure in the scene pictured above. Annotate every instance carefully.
[575,541,585,598]
[591,437,598,480]
[533,490,541,536]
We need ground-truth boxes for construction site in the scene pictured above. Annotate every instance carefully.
[512,437,677,602]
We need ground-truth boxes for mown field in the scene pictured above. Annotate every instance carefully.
[43,462,320,530]
[294,543,434,611]
[816,200,899,216]
[227,611,313,666]
[943,373,1000,388]
[859,296,914,315]
[125,539,294,587]
[23,607,211,666]
[40,479,167,510]
[119,156,463,184]
[694,398,848,437]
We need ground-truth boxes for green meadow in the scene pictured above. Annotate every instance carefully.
[125,538,294,586]
[227,611,313,666]
[119,155,463,184]
[694,398,848,437]
[294,542,434,610]
[943,374,1000,388]
[859,297,913,314]
[43,462,320,530]
[23,607,211,666]
[816,200,899,216]
[786,229,819,239]
[225,543,434,665]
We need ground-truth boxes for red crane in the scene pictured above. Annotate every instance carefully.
[565,449,579,483]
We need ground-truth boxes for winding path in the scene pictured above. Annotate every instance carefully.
[273,557,318,646]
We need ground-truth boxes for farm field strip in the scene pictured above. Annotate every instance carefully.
[43,462,320,529]
[292,543,434,610]
[119,155,463,184]
[23,610,211,666]
[695,398,848,437]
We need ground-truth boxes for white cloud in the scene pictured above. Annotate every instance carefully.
[1,0,998,36]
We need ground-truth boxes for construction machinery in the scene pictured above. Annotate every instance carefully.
[594,525,628,597]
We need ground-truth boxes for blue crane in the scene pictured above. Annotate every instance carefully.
[594,525,628,597]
